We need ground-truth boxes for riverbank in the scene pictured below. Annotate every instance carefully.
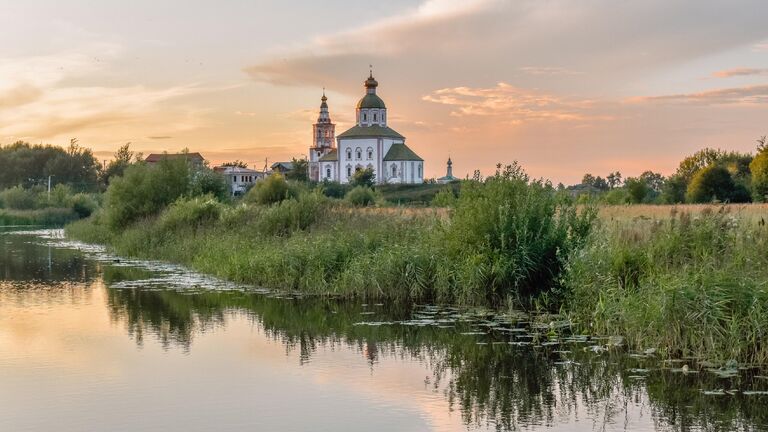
[66,181,768,364]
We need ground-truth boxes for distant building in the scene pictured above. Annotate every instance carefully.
[145,152,205,168]
[214,166,266,196]
[437,157,459,184]
[310,72,424,184]
[270,162,294,174]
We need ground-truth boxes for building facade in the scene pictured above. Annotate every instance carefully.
[214,166,266,196]
[311,73,424,184]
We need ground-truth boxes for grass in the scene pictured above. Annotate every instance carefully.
[566,205,768,365]
[0,207,79,226]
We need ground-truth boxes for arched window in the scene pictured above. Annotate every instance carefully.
[347,165,352,177]
[367,148,373,159]
[355,148,362,160]
[346,148,352,159]
[418,165,422,178]
[326,167,331,178]
[391,164,397,177]
[363,112,367,122]
[373,113,377,122]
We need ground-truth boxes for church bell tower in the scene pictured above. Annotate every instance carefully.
[309,90,336,181]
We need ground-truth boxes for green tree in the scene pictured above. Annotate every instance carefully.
[661,175,687,204]
[220,160,248,168]
[606,171,622,189]
[624,177,650,203]
[285,157,309,182]
[686,165,740,203]
[101,143,136,186]
[750,150,768,202]
[350,167,376,187]
[246,174,290,205]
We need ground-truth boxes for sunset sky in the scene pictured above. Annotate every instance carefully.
[1,0,767,183]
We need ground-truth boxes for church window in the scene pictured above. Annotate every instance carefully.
[391,164,397,177]
[326,167,331,178]
[356,148,362,160]
[346,148,352,159]
[373,113,377,122]
[347,166,352,177]
[367,148,373,159]
[418,165,422,178]
[363,112,367,122]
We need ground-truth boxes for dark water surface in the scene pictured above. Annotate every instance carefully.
[1,230,767,432]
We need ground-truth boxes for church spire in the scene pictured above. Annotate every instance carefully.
[317,90,330,123]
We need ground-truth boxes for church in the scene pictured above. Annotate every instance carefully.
[308,73,424,184]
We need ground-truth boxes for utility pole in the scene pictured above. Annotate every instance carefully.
[47,175,54,202]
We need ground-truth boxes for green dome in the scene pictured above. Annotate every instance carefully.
[356,94,386,109]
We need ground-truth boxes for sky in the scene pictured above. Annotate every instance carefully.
[1,0,767,184]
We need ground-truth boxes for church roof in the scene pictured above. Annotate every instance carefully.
[356,94,386,109]
[318,149,338,161]
[383,143,423,161]
[337,124,405,139]
[437,175,459,182]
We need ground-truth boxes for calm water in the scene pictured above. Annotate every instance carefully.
[1,230,767,432]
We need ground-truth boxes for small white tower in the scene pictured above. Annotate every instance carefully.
[308,90,336,182]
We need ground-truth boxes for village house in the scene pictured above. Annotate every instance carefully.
[145,152,206,168]
[214,166,266,196]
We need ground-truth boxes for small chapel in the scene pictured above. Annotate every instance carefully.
[308,72,424,184]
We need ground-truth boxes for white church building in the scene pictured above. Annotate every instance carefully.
[308,73,424,184]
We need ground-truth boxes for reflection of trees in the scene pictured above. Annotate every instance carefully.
[103,285,768,432]
[0,234,97,282]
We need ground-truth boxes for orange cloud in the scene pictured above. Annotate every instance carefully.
[422,82,608,123]
[711,68,768,78]
[630,85,768,105]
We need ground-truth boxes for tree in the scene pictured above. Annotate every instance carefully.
[581,173,596,187]
[639,171,664,193]
[661,175,687,204]
[592,176,609,191]
[350,167,376,187]
[606,171,622,189]
[757,135,767,153]
[285,157,309,182]
[221,160,248,168]
[686,165,740,203]
[624,177,650,203]
[750,150,768,202]
[101,143,136,186]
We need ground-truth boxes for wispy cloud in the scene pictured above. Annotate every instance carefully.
[712,68,768,78]
[630,85,768,105]
[519,66,581,76]
[0,45,208,141]
[422,82,606,124]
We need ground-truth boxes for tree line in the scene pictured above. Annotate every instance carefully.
[572,136,768,204]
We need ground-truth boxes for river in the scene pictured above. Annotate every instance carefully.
[0,229,766,431]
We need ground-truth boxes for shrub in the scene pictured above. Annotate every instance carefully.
[750,150,768,202]
[69,193,98,218]
[188,169,228,201]
[246,174,289,205]
[0,186,37,210]
[104,159,190,229]
[434,163,596,305]
[319,181,350,199]
[156,195,224,232]
[345,186,376,207]
[350,168,375,187]
[431,187,457,207]
[686,165,743,203]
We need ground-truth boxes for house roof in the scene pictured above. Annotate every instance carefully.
[337,124,405,139]
[383,143,423,161]
[145,152,205,163]
[270,162,294,170]
[318,149,338,161]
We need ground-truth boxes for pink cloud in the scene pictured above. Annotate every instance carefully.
[711,68,768,78]
[630,85,768,105]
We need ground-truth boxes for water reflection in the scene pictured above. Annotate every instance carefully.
[2,230,767,432]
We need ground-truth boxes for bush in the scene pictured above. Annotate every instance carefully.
[319,181,350,199]
[350,168,375,187]
[345,186,376,206]
[686,165,743,203]
[434,163,596,305]
[750,150,768,202]
[69,193,97,218]
[188,169,228,201]
[0,186,37,210]
[156,195,224,232]
[104,159,190,229]
[431,187,457,207]
[246,174,289,205]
